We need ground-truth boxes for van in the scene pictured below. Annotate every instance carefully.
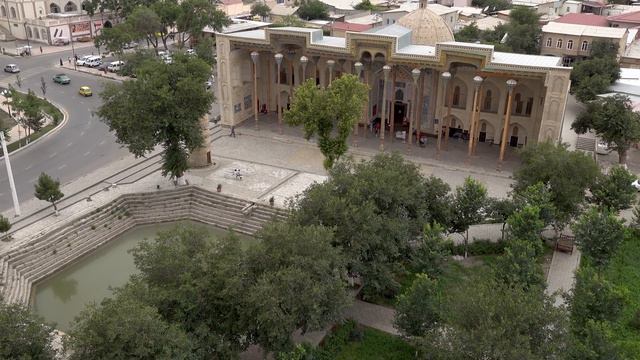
[107,61,124,72]
[85,56,102,68]
[3,64,19,73]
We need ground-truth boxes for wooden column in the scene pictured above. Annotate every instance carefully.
[498,80,517,170]
[390,67,396,142]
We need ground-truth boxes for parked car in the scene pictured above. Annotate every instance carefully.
[632,179,640,191]
[107,61,125,72]
[596,141,612,155]
[79,86,92,97]
[53,74,71,84]
[186,48,196,56]
[4,64,20,73]
[163,56,173,65]
[76,55,92,66]
[17,45,31,56]
[52,37,70,46]
[123,41,138,49]
[85,56,102,68]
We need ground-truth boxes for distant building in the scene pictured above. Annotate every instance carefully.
[329,21,372,36]
[382,2,458,31]
[554,13,608,27]
[608,10,640,29]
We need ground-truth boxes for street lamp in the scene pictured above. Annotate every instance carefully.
[379,64,391,151]
[498,79,517,169]
[0,132,20,217]
[275,53,283,134]
[353,61,364,146]
[300,55,308,82]
[408,68,420,152]
[327,59,335,85]
[468,75,484,159]
[251,51,259,130]
[22,22,30,52]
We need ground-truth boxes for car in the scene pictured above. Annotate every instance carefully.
[52,74,71,85]
[75,55,92,66]
[79,86,92,97]
[186,48,196,56]
[596,141,612,155]
[85,56,102,67]
[52,37,70,46]
[123,41,138,49]
[163,56,173,64]
[107,61,125,72]
[205,80,212,89]
[633,179,640,191]
[4,64,19,73]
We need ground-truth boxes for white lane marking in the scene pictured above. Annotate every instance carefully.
[98,140,105,146]
[48,152,58,159]
[83,151,91,156]
[58,164,67,170]
[28,177,37,183]
[66,142,73,147]
[24,164,32,170]
[79,130,85,136]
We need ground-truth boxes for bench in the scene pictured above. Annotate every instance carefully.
[555,234,575,254]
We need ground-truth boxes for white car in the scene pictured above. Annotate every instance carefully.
[596,141,612,155]
[107,60,125,72]
[186,48,196,56]
[85,56,102,68]
[75,55,92,66]
[632,179,640,191]
[3,64,19,73]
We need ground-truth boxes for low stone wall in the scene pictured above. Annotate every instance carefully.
[0,186,286,306]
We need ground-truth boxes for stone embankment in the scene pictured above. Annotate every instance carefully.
[0,186,286,305]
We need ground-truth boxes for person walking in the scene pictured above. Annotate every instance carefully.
[229,126,236,138]
[59,58,63,66]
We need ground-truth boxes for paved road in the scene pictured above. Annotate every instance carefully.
[0,48,129,213]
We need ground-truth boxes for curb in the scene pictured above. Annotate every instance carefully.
[0,95,69,160]
[58,64,125,82]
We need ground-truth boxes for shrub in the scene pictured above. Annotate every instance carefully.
[448,240,506,256]
[629,309,640,330]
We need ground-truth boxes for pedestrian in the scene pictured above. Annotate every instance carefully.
[39,46,42,53]
[229,126,236,138]
[59,58,63,66]
[235,169,242,180]
[68,56,71,64]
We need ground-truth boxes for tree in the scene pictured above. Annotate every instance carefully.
[572,208,626,268]
[487,197,516,241]
[0,297,58,359]
[506,205,545,255]
[503,7,541,54]
[97,54,213,181]
[95,23,136,55]
[513,182,557,227]
[574,94,640,165]
[493,239,545,289]
[420,277,567,359]
[455,23,481,43]
[272,15,305,27]
[570,39,620,103]
[176,0,229,47]
[250,2,271,21]
[354,0,377,11]
[285,75,368,169]
[194,36,216,67]
[34,172,64,212]
[119,49,157,77]
[411,223,451,277]
[394,274,440,337]
[0,214,10,241]
[12,89,44,135]
[247,222,350,353]
[297,0,328,20]
[65,295,194,359]
[126,7,164,51]
[450,177,488,258]
[567,320,624,360]
[590,165,636,212]
[513,142,599,229]
[471,0,511,11]
[290,153,444,297]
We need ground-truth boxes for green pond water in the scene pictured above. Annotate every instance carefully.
[32,221,254,332]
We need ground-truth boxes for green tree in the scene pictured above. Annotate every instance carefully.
[471,0,511,11]
[126,6,164,51]
[0,214,10,241]
[354,0,377,11]
[450,177,488,258]
[590,165,636,212]
[34,172,64,212]
[487,197,516,241]
[455,23,481,43]
[285,75,368,169]
[95,23,136,56]
[572,208,626,268]
[513,142,599,229]
[297,0,328,20]
[394,274,440,337]
[567,320,624,360]
[119,49,157,77]
[250,2,271,21]
[503,7,541,54]
[12,89,44,135]
[570,39,620,103]
[411,223,451,277]
[493,239,545,289]
[0,297,58,359]
[574,95,640,166]
[66,295,194,360]
[272,15,305,27]
[194,36,216,67]
[513,182,557,227]
[97,54,213,181]
[506,205,545,255]
[176,0,229,47]
[247,222,350,353]
[420,277,567,359]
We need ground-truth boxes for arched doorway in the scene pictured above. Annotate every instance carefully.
[1,6,6,17]
[64,1,77,12]
[41,29,47,40]
[510,125,524,147]
[49,3,60,13]
[478,120,495,143]
[103,20,112,28]
[26,26,32,38]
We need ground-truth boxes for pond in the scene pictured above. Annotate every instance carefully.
[32,221,254,332]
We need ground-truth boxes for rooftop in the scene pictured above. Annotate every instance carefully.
[318,0,385,10]
[554,13,609,27]
[346,13,383,25]
[542,22,628,39]
[608,10,640,24]
[268,4,299,16]
[203,19,270,34]
[330,21,373,31]
[384,2,458,15]
[511,0,556,6]
[473,16,507,31]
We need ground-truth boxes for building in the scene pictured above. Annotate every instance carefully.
[554,13,608,27]
[215,0,571,159]
[471,15,507,31]
[608,10,640,28]
[382,2,458,31]
[329,21,372,37]
[268,4,299,23]
[510,0,560,17]
[541,22,628,66]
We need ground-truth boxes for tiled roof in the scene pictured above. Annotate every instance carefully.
[608,10,640,24]
[542,22,628,39]
[554,13,609,27]
[331,21,372,32]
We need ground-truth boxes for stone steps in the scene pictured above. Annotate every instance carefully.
[0,186,283,305]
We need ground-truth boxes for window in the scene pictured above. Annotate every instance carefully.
[525,97,533,116]
[453,86,461,106]
[9,7,15,18]
[567,40,573,50]
[276,0,284,3]
[1,6,5,17]
[556,38,563,48]
[49,3,60,13]
[581,40,588,51]
[514,93,523,114]
[25,26,32,38]
[546,37,552,47]
[279,68,287,84]
[566,6,570,11]
[483,90,492,111]
[64,1,77,12]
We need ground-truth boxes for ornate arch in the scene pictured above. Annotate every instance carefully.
[49,3,60,13]
[64,1,77,12]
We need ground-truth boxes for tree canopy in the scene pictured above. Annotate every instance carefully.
[97,54,213,180]
[296,0,328,20]
[503,7,541,54]
[34,172,64,212]
[573,94,640,165]
[572,208,626,268]
[570,39,620,103]
[285,75,368,169]
[589,165,637,212]
[0,297,58,359]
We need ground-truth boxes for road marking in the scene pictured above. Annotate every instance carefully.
[48,152,57,159]
[66,142,73,147]
[79,130,85,136]
[83,151,91,156]
[98,140,105,146]
[57,164,67,170]
[24,164,32,170]
[28,177,37,183]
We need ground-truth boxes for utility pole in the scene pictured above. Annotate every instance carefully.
[0,132,21,217]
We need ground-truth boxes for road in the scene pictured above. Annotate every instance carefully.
[0,47,129,213]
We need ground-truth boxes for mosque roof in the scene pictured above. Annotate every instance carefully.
[396,4,455,45]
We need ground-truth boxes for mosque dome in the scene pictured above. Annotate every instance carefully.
[397,2,455,46]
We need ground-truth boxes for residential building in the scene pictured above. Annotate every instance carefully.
[382,2,457,30]
[329,21,372,36]
[472,16,507,31]
[268,4,299,23]
[541,22,628,66]
[554,13,608,27]
[215,0,571,155]
[608,10,640,28]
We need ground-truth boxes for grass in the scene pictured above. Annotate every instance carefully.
[2,124,55,155]
[603,231,640,357]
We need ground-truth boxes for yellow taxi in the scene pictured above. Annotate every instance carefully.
[79,86,92,97]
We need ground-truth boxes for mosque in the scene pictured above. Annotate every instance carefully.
[215,0,572,163]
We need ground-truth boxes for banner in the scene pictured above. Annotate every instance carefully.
[70,21,90,35]
[93,20,102,36]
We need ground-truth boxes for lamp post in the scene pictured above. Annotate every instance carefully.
[68,18,76,70]
[467,75,483,160]
[498,79,517,170]
[438,71,451,158]
[379,64,391,151]
[22,22,30,51]
[0,132,20,217]
[327,59,335,85]
[275,53,283,134]
[251,51,259,130]
[407,68,420,153]
[353,61,363,147]
[300,55,308,82]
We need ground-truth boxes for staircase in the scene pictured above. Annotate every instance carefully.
[0,186,287,305]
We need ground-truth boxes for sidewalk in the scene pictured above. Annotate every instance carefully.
[0,40,95,57]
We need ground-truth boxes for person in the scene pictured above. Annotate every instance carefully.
[68,56,71,64]
[39,46,43,54]
[229,126,236,138]
[59,58,63,66]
